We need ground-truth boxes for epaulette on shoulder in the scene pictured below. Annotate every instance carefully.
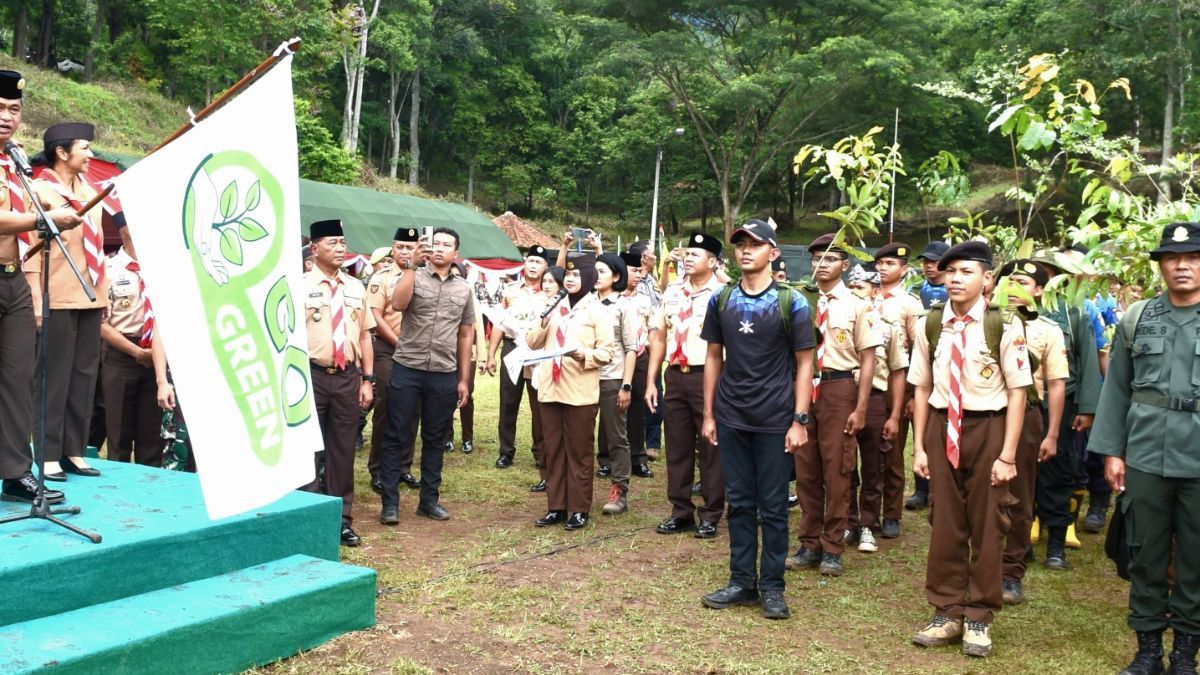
[1144,295,1169,319]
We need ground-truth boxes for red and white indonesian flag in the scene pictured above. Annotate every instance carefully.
[115,53,320,519]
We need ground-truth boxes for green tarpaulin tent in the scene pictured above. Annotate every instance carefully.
[92,149,521,262]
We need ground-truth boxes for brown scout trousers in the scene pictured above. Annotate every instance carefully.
[1003,405,1044,582]
[795,377,858,555]
[924,408,1015,624]
[540,401,598,513]
[0,270,34,479]
[102,339,163,466]
[664,367,724,523]
[37,308,102,462]
[883,391,913,520]
[309,364,361,526]
[850,389,890,532]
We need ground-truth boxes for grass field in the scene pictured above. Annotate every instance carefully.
[254,373,1134,674]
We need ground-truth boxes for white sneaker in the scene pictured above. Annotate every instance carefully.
[858,527,878,553]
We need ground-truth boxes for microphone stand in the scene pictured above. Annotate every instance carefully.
[0,164,103,543]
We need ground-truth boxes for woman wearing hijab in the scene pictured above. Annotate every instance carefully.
[27,122,107,480]
[527,254,614,530]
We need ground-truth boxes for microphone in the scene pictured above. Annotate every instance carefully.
[2,141,33,176]
[540,288,568,319]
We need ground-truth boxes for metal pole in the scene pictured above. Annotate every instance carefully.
[889,107,899,243]
[649,146,662,251]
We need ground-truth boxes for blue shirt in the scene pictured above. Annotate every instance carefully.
[700,282,815,433]
[920,280,948,309]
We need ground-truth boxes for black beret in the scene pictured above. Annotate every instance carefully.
[1150,222,1200,260]
[874,242,912,261]
[597,252,628,292]
[526,245,551,262]
[998,258,1050,287]
[564,252,596,272]
[310,219,343,240]
[808,233,847,255]
[301,245,313,260]
[394,227,419,242]
[684,232,722,257]
[0,70,24,100]
[620,251,642,268]
[918,241,950,261]
[771,258,787,272]
[44,122,94,145]
[937,241,994,271]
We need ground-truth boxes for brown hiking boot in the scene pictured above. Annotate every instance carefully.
[913,614,964,648]
[601,484,627,515]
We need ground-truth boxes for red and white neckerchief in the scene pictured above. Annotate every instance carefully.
[946,315,972,469]
[551,303,570,382]
[324,276,347,369]
[812,293,829,402]
[39,170,104,288]
[669,285,694,367]
[125,258,154,347]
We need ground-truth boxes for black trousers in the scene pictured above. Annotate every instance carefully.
[309,363,361,526]
[1036,393,1080,528]
[627,351,649,464]
[37,308,102,463]
[0,271,34,479]
[719,425,790,592]
[102,340,162,466]
[497,339,543,463]
[380,364,458,509]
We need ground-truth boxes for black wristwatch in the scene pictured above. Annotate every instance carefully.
[793,412,810,425]
[621,383,633,392]
[363,374,377,384]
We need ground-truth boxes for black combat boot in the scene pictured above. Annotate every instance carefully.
[1119,630,1164,675]
[1045,526,1069,570]
[1084,491,1112,533]
[1168,631,1199,675]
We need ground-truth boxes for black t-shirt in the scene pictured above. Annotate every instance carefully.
[700,282,816,433]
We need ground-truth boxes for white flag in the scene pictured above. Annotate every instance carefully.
[116,55,320,519]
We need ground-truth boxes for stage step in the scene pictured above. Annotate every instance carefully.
[0,554,375,674]
[0,459,343,627]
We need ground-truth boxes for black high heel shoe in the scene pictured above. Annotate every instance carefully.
[61,457,101,477]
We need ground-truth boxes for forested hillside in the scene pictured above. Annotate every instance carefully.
[2,1,1193,243]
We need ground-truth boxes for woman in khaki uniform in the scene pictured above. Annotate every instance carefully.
[28,122,107,480]
[527,254,614,530]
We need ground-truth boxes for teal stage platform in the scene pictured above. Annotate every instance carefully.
[0,460,375,674]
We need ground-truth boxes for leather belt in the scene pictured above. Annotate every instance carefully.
[0,262,19,274]
[818,370,855,382]
[669,363,702,373]
[311,362,359,376]
[1132,391,1199,412]
[931,407,1006,419]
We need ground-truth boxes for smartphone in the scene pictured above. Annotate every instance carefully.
[571,227,592,252]
[423,226,433,247]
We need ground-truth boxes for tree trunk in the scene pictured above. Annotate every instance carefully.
[387,68,400,179]
[467,156,476,204]
[340,47,355,149]
[407,68,421,186]
[719,180,734,241]
[84,0,105,82]
[700,197,707,230]
[13,4,29,60]
[1160,68,1176,205]
[36,0,54,67]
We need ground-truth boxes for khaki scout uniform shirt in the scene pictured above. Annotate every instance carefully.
[365,267,405,335]
[653,274,725,368]
[498,280,544,340]
[621,288,652,355]
[1089,296,1200,478]
[304,268,375,368]
[880,285,924,349]
[858,312,908,392]
[1024,315,1069,401]
[104,249,148,336]
[527,292,615,405]
[27,170,108,312]
[817,281,882,372]
[597,293,638,381]
[393,266,475,373]
[908,297,1034,410]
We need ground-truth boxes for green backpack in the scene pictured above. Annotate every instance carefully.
[924,303,1043,404]
[715,281,820,345]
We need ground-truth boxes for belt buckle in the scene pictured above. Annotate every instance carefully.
[679,364,690,374]
[325,366,338,375]
[1,263,16,274]
[1175,396,1197,412]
